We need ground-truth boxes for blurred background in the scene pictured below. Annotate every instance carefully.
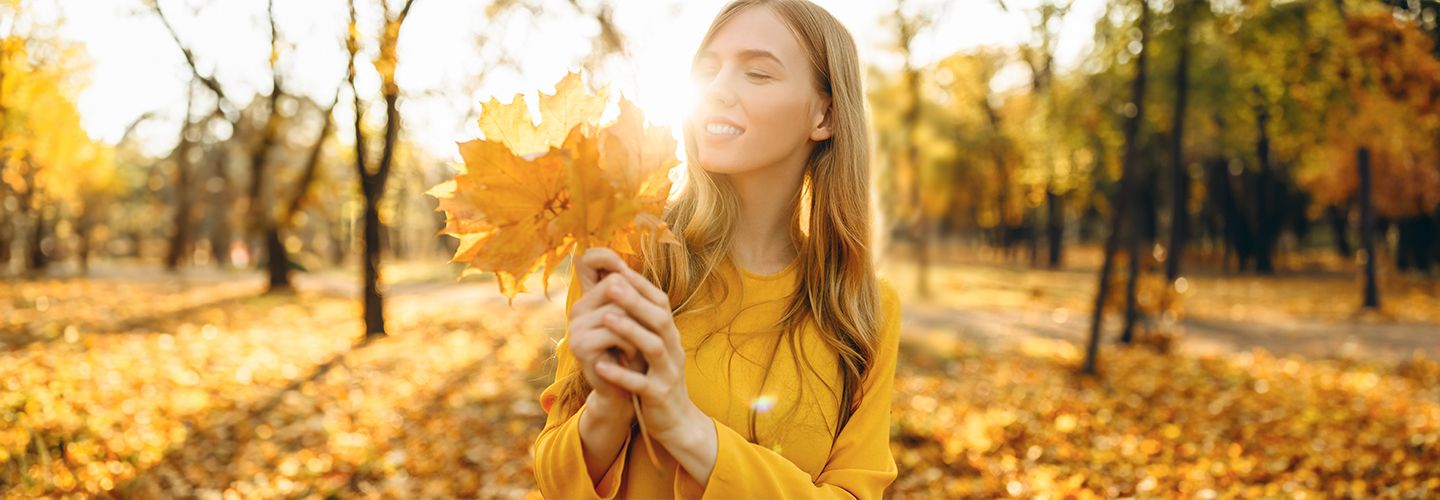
[1,0,1438,497]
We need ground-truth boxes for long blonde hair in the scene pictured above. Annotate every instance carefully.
[552,0,882,442]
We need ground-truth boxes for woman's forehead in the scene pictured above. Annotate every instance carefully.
[700,7,806,68]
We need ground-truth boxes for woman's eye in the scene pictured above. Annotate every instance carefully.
[746,72,771,81]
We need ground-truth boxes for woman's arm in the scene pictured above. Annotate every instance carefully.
[532,262,639,499]
[579,390,636,481]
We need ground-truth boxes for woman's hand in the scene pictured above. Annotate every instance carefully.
[567,248,647,421]
[568,248,657,484]
[592,265,718,482]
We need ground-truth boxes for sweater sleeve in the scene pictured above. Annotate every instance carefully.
[673,279,902,499]
[532,263,635,499]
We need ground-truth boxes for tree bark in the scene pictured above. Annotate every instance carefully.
[1119,168,1149,345]
[0,193,11,271]
[1358,147,1380,309]
[349,0,417,339]
[1085,0,1150,375]
[208,154,234,268]
[1165,0,1194,284]
[1253,99,1277,274]
[1046,188,1064,268]
[27,207,48,272]
[269,81,342,292]
[164,137,193,271]
[1327,203,1352,257]
[78,214,92,274]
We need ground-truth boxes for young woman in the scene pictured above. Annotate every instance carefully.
[533,0,900,497]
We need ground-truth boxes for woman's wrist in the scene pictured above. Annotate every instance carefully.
[578,392,635,486]
[585,391,636,423]
[659,405,718,485]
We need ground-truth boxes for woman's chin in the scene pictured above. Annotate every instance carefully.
[696,157,748,176]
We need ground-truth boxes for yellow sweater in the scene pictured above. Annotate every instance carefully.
[533,257,901,498]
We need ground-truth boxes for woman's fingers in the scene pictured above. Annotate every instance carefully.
[572,304,639,360]
[601,311,667,368]
[595,357,651,395]
[578,248,631,290]
[618,267,669,309]
[568,272,628,319]
[604,280,680,352]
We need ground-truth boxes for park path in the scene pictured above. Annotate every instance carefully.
[8,261,1436,364]
[901,300,1440,363]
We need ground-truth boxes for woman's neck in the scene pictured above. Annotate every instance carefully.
[726,162,804,275]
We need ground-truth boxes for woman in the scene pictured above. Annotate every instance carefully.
[533,0,900,497]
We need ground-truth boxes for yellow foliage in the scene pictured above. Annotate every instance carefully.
[0,29,116,211]
[427,72,680,300]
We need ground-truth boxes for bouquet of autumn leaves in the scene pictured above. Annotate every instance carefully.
[426,71,679,299]
[426,71,678,465]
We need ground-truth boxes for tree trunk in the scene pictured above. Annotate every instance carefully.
[1327,203,1352,257]
[1165,0,1193,284]
[1046,188,1064,268]
[0,201,11,271]
[269,84,340,293]
[1085,0,1150,375]
[165,143,193,271]
[1119,169,1149,345]
[1253,100,1277,274]
[247,1,286,275]
[1028,209,1041,268]
[1396,216,1436,273]
[351,0,416,339]
[265,226,291,292]
[209,155,234,268]
[362,195,385,334]
[905,68,931,298]
[78,218,92,274]
[27,207,48,272]
[1358,147,1380,309]
[166,92,196,271]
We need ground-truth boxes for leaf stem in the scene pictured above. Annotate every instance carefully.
[615,354,661,467]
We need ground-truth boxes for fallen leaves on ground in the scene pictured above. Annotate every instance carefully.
[1,270,562,498]
[2,269,1438,498]
[890,335,1440,498]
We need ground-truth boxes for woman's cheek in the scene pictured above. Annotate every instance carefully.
[757,97,813,154]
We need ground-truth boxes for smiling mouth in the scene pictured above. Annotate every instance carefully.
[704,122,745,136]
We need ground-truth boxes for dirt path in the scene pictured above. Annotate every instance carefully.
[902,301,1440,363]
[12,261,1437,364]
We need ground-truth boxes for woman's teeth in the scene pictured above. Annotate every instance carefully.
[706,123,743,136]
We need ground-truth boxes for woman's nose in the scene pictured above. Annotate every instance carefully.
[702,72,736,108]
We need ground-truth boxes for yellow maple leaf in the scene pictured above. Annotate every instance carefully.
[476,71,611,156]
[428,71,680,301]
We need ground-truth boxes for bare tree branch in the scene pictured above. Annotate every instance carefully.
[148,0,232,114]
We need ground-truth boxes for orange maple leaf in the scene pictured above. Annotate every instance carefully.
[427,71,680,300]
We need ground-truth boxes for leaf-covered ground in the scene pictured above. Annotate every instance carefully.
[2,262,1437,498]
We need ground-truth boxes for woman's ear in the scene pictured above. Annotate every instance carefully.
[810,96,833,141]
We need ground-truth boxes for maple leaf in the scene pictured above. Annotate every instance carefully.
[427,71,680,301]
[476,71,611,156]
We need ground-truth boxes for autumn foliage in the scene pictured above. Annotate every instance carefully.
[426,72,680,299]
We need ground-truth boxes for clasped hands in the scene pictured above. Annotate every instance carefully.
[566,247,709,453]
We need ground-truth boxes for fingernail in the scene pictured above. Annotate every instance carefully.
[604,312,616,323]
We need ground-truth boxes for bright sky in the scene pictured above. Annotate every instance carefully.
[41,0,1104,161]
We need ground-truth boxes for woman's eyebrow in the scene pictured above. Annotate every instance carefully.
[699,48,786,68]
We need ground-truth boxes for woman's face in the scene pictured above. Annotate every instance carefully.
[688,6,832,176]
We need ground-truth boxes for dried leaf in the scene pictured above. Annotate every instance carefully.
[428,71,681,300]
